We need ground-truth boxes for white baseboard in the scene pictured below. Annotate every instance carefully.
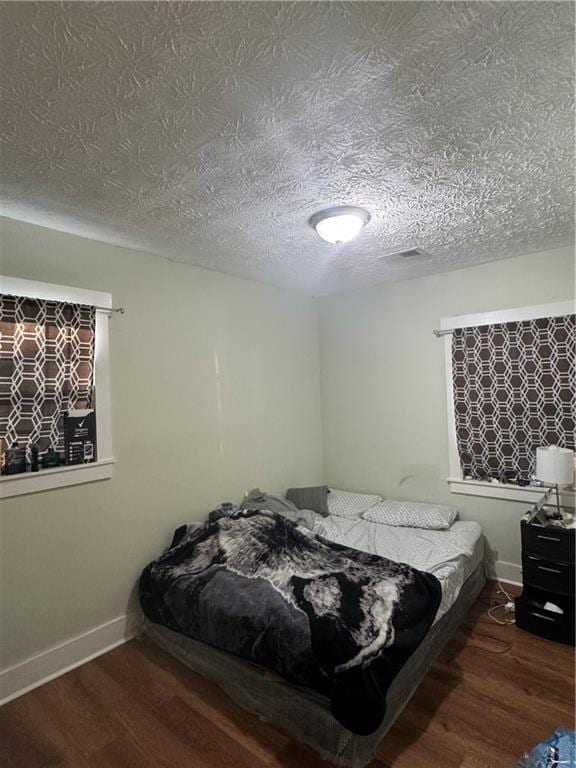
[0,613,137,706]
[491,559,522,586]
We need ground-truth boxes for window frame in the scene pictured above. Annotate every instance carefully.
[0,275,115,498]
[441,300,575,507]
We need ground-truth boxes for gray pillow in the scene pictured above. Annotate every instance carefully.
[327,489,382,519]
[362,500,458,530]
[286,485,330,516]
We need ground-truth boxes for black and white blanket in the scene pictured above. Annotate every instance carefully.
[139,506,441,735]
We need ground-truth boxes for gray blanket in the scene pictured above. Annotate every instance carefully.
[139,505,442,735]
[240,488,317,529]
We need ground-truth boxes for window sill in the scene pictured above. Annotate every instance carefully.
[0,458,115,499]
[448,477,575,509]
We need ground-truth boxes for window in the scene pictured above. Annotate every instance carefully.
[440,301,575,506]
[0,276,114,498]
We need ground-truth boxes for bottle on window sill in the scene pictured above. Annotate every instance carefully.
[42,446,62,469]
[30,443,39,472]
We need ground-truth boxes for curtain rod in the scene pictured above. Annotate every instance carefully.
[95,306,125,315]
[432,328,453,337]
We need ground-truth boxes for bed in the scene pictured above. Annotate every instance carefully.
[140,503,485,768]
[311,515,484,623]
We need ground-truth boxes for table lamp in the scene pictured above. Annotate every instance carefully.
[535,445,575,516]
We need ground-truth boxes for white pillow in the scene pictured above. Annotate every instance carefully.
[327,489,383,519]
[362,500,458,530]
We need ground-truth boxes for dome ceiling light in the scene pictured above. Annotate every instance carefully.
[309,206,371,244]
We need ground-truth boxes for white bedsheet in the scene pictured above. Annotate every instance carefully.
[312,515,484,621]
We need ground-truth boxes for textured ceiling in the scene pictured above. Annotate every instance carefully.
[0,1,574,295]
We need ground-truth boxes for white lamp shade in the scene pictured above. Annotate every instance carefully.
[535,446,574,486]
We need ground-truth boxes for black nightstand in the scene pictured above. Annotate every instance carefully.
[515,519,575,646]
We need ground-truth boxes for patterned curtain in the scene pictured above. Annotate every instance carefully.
[452,314,575,484]
[0,295,96,455]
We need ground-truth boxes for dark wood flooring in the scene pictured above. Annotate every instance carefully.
[1,583,574,768]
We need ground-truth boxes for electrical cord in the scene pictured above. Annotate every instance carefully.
[487,603,516,625]
[496,579,515,602]
[485,580,517,625]
[462,615,514,653]
[444,582,518,656]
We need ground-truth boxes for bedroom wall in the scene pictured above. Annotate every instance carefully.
[1,219,573,692]
[0,216,323,673]
[318,246,575,573]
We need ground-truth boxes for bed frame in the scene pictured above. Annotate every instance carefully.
[141,562,486,768]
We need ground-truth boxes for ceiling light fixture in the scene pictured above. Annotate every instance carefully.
[309,206,371,244]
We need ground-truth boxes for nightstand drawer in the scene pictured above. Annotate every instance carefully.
[522,524,575,563]
[523,555,575,595]
[515,590,575,646]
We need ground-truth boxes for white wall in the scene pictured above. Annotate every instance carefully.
[1,217,573,689]
[0,217,323,671]
[319,246,574,572]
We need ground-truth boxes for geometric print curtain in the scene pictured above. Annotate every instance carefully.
[0,294,96,456]
[452,314,575,485]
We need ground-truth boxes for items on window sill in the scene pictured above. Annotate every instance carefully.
[1,441,27,475]
[30,443,39,472]
[0,441,65,475]
[0,439,100,477]
[1,439,58,475]
[1,407,98,479]
[460,451,534,487]
[463,472,531,487]
[42,446,62,469]
[64,408,97,465]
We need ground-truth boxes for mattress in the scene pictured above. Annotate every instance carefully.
[312,515,484,620]
[142,563,486,768]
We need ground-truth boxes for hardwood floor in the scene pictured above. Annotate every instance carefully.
[1,583,574,768]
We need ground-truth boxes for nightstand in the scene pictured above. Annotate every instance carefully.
[515,520,575,646]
